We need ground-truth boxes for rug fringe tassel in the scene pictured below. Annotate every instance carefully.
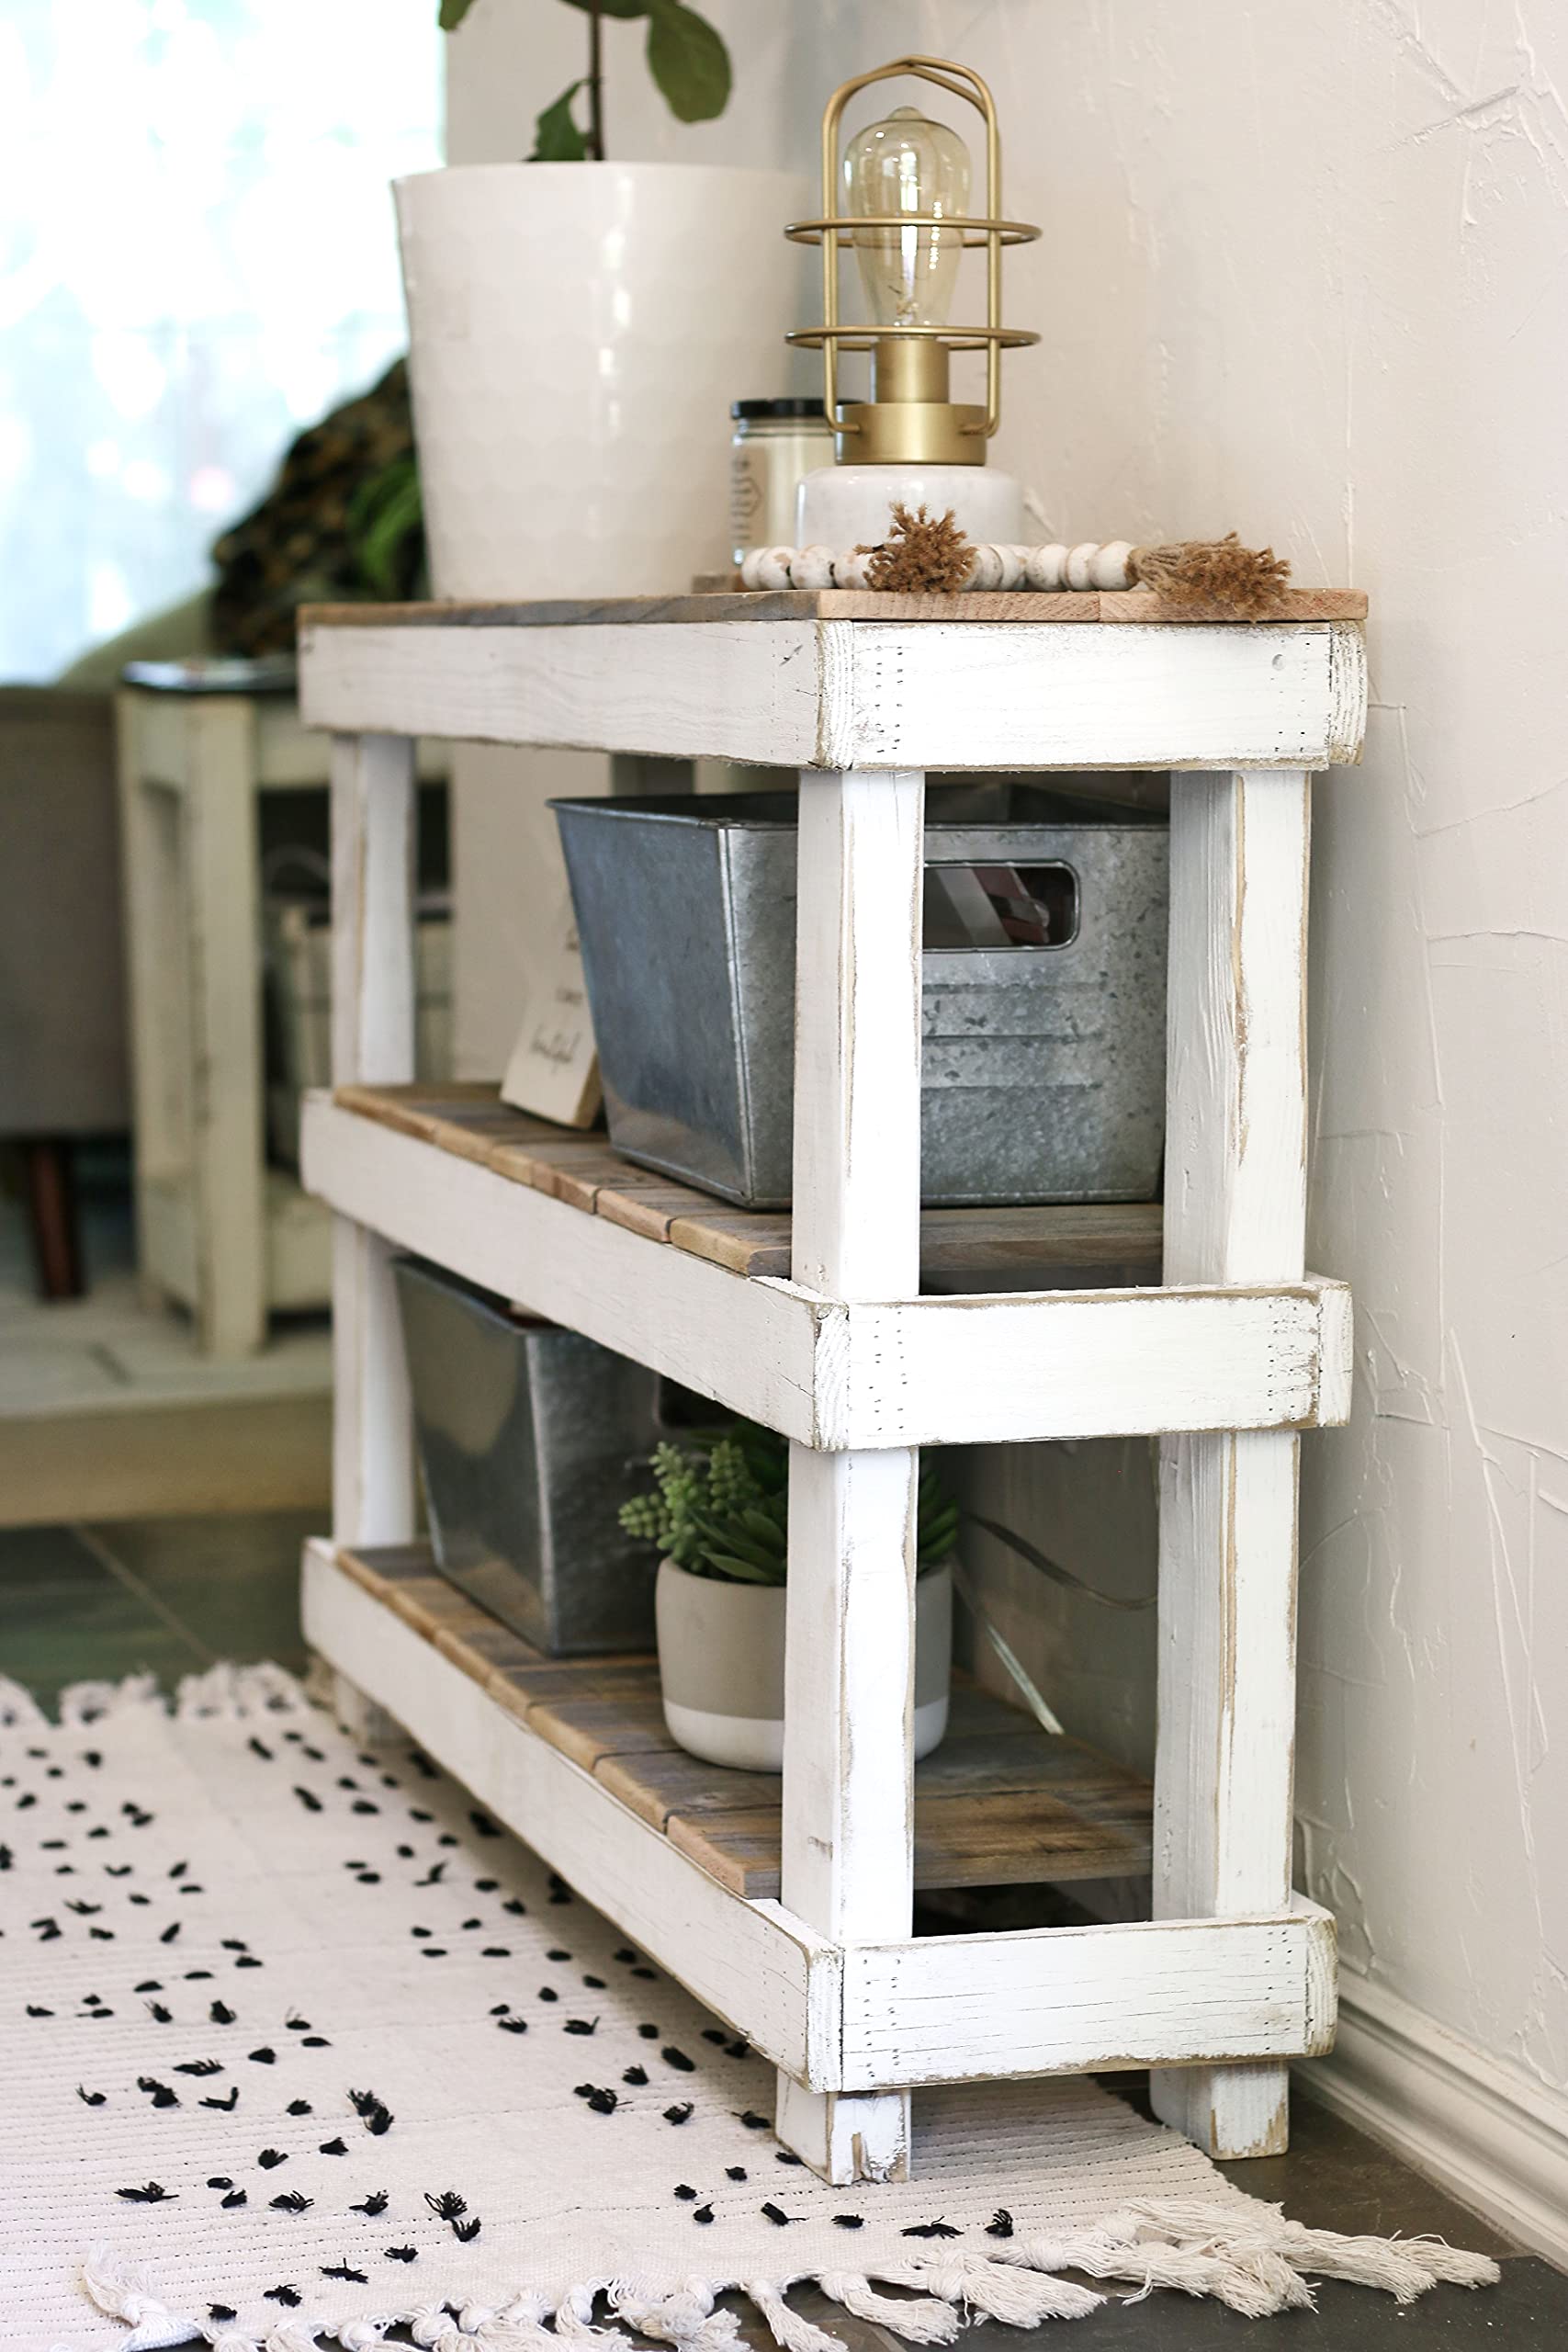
[607,2278,744,2352]
[746,2277,848,2352]
[818,2273,964,2344]
[82,2241,203,2348]
[0,1672,50,1728]
[5,1660,311,1731]
[553,2279,639,2351]
[176,1659,312,1722]
[989,2197,1502,2319]
[77,2197,1503,2351]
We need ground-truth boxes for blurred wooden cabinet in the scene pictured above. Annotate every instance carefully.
[117,666,444,1357]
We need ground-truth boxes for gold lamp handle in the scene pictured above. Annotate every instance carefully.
[816,55,1007,439]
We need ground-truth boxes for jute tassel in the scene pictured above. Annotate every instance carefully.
[1127,532,1291,615]
[855,503,974,594]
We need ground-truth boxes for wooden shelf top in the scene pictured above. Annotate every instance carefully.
[340,1543,1153,1899]
[332,1082,1164,1289]
[302,586,1365,632]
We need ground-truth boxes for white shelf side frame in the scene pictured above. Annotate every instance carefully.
[1152,766,1315,2158]
[777,766,925,2185]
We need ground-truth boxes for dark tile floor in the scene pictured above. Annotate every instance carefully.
[2,1511,1562,2346]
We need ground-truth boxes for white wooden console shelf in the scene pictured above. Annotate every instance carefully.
[296,586,1366,2185]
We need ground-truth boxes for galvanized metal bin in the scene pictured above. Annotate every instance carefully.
[554,782,1168,1207]
[393,1255,662,1655]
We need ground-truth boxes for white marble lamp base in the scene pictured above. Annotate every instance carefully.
[797,462,1027,549]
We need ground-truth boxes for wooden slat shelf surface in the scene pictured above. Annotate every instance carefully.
[342,1542,1153,1899]
[302,588,1366,629]
[332,1081,1165,1289]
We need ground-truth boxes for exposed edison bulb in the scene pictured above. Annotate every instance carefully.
[843,103,971,329]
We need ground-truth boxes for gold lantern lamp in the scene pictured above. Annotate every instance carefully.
[785,57,1041,553]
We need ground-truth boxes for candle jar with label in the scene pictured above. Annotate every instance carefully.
[728,398,832,571]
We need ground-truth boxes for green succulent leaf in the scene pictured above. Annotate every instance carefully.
[645,0,730,123]
[705,1552,784,1586]
[529,79,589,161]
[437,0,476,28]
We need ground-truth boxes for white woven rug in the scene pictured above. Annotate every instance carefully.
[0,1668,1496,2352]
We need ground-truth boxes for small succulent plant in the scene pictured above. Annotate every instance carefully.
[438,0,731,164]
[621,1423,959,1585]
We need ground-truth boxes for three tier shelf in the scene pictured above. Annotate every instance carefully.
[296,583,1366,2185]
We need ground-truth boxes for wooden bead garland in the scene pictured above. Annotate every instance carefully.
[740,539,1139,594]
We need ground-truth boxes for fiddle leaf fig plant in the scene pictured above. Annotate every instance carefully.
[621,1424,959,1587]
[438,0,731,163]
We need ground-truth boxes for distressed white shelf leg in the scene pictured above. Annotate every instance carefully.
[1152,766,1312,2159]
[777,766,924,2185]
[186,698,269,1358]
[330,732,418,1552]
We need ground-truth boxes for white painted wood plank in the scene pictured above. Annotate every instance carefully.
[331,732,417,1088]
[791,772,924,1296]
[304,1096,1350,1448]
[329,733,417,1547]
[301,1541,831,2082]
[778,768,924,2183]
[299,618,1369,773]
[1153,767,1315,2160]
[1162,770,1311,1284]
[302,1095,825,1443]
[844,625,1366,772]
[185,699,268,1358]
[825,1278,1351,1447]
[300,620,824,766]
[838,1903,1337,2090]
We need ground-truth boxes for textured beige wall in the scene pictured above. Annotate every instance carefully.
[445,1,1568,2108]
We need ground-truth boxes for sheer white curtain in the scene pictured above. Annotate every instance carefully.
[0,0,440,678]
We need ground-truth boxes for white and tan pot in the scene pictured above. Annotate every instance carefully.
[656,1555,953,1774]
[394,163,809,599]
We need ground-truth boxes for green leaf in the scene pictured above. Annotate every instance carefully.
[690,1510,776,1571]
[355,462,423,597]
[529,80,589,161]
[705,1550,785,1586]
[560,0,650,15]
[437,0,477,26]
[645,0,730,123]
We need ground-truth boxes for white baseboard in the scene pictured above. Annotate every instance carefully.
[1300,1966,1568,2268]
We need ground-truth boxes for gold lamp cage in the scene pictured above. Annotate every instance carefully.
[786,56,1041,468]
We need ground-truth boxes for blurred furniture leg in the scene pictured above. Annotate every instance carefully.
[21,1138,84,1301]
[0,689,130,1295]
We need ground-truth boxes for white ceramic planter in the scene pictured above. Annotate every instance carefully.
[656,1555,953,1773]
[394,163,809,598]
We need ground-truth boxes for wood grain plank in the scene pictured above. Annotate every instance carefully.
[302,589,1365,630]
[331,1083,1168,1287]
[340,1544,1155,1910]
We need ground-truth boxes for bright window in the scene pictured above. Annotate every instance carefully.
[0,0,441,678]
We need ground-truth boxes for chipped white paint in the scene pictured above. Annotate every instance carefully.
[779,767,924,2180]
[299,615,1365,775]
[1153,769,1311,2157]
[302,1092,1351,1450]
[840,1900,1337,2089]
[329,733,417,1548]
